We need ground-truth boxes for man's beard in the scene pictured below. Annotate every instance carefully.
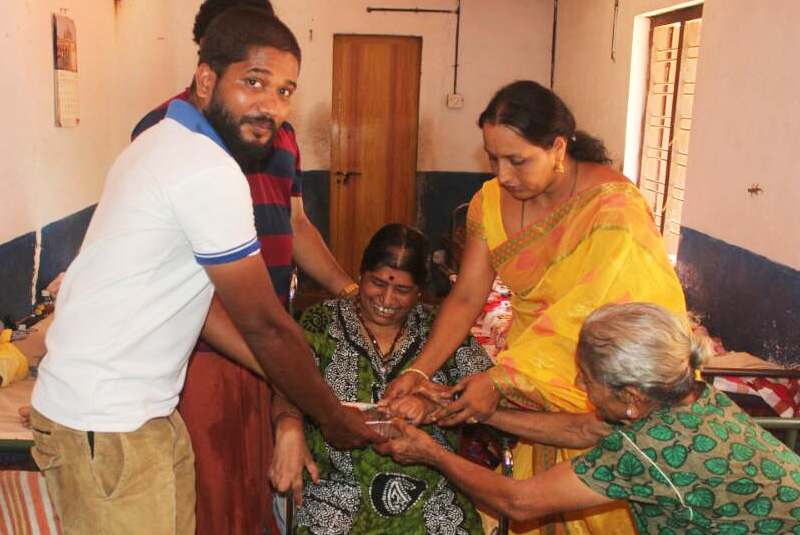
[203,90,277,170]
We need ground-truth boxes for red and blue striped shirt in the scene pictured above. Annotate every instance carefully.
[132,89,300,306]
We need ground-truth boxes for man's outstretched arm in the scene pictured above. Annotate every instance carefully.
[204,255,382,448]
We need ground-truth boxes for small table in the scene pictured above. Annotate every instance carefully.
[0,379,36,469]
[0,316,50,453]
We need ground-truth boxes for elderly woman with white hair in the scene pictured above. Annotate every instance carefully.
[378,303,800,534]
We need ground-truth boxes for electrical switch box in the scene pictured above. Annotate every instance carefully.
[446,93,464,109]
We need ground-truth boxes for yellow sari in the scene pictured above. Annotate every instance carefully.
[468,179,686,535]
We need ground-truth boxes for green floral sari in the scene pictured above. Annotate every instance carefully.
[573,384,800,534]
[294,300,490,535]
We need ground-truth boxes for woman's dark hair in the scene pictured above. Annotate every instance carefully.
[478,80,611,164]
[193,0,275,44]
[199,7,300,76]
[360,224,429,287]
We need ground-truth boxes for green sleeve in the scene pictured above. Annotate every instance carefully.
[298,302,336,368]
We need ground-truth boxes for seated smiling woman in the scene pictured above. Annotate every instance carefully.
[379,303,800,535]
[269,224,493,535]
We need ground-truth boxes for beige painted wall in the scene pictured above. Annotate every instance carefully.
[8,0,797,267]
[169,0,554,172]
[682,0,800,269]
[0,0,179,245]
[555,0,800,269]
[2,0,552,246]
[553,0,696,164]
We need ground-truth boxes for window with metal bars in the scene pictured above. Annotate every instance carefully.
[638,4,702,257]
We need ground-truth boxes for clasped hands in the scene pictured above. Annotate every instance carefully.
[381,370,501,426]
[270,372,500,505]
[268,388,455,507]
[372,370,503,466]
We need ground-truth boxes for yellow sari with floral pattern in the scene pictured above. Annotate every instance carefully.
[467,179,686,535]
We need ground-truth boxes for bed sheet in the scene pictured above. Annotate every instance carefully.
[468,278,512,362]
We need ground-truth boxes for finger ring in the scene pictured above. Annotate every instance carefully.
[467,416,478,424]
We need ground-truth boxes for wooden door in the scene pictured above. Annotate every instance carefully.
[330,35,421,278]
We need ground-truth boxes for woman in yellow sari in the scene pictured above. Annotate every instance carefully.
[385,81,686,535]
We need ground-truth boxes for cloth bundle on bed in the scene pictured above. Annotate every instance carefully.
[468,278,513,361]
[0,329,29,388]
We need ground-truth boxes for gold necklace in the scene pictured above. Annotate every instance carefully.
[354,301,405,360]
[519,163,580,232]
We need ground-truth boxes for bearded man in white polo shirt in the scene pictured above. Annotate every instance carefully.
[29,9,382,535]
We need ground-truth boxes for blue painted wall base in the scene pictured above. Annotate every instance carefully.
[0,206,95,322]
[416,171,493,238]
[0,233,37,322]
[37,206,95,297]
[677,227,800,367]
[16,183,798,371]
[301,170,492,241]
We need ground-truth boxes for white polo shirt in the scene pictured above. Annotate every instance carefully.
[32,100,260,432]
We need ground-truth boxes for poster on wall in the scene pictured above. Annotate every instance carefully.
[52,13,80,127]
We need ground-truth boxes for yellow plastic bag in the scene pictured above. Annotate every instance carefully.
[0,329,29,387]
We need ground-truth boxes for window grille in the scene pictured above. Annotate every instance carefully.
[638,4,702,256]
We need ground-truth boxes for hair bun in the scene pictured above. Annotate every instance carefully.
[689,332,712,369]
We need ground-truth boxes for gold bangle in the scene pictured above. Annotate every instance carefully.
[402,367,430,381]
[338,283,359,299]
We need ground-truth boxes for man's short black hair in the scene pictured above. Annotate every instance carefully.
[192,0,275,44]
[199,7,301,75]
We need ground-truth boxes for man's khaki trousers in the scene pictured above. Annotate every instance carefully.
[30,408,196,535]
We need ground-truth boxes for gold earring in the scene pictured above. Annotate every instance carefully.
[555,160,565,173]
